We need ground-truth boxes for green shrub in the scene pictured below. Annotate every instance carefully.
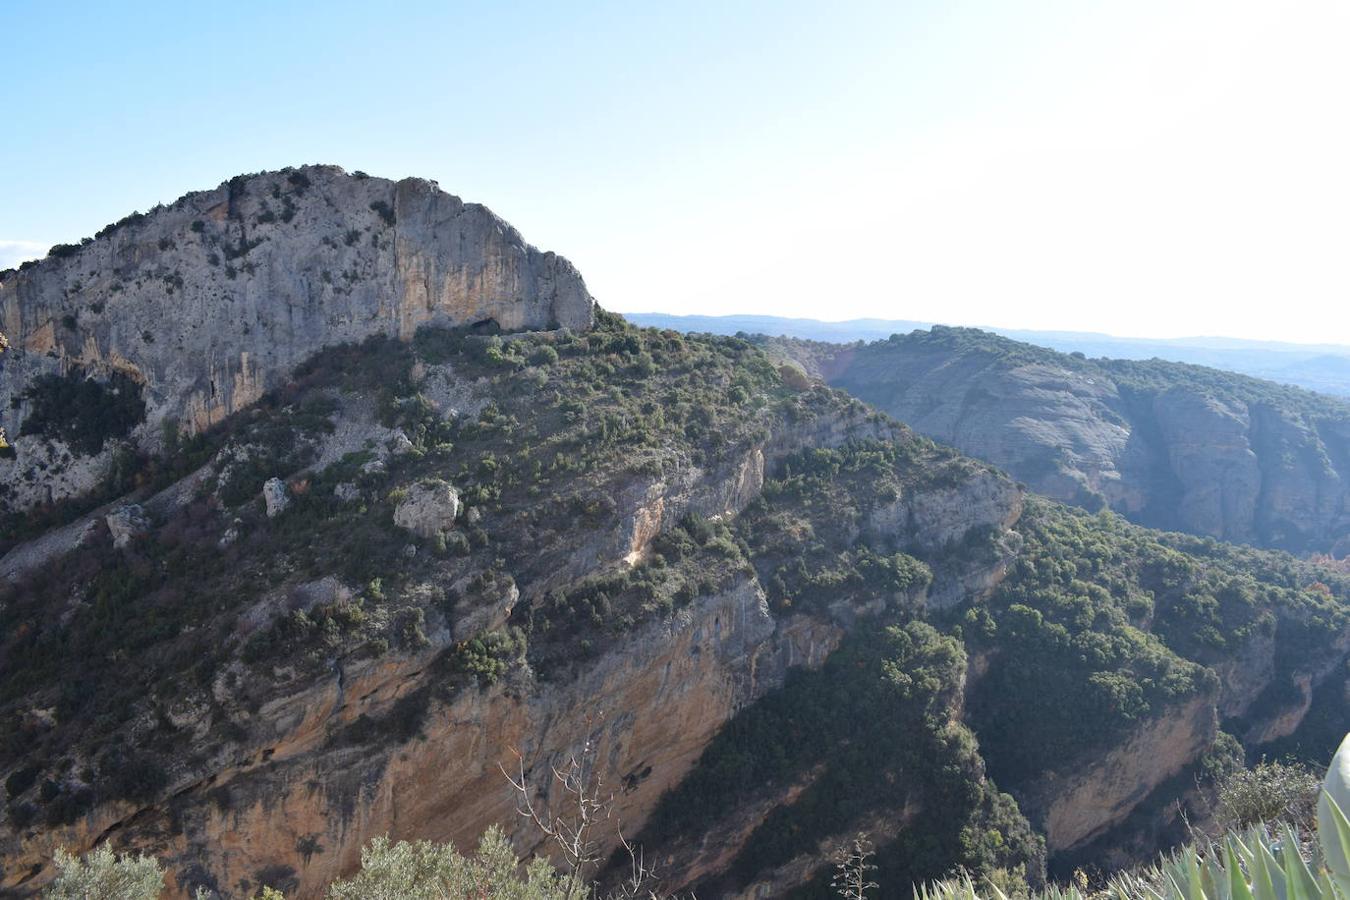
[369,200,396,226]
[42,845,164,899]
[5,763,39,798]
[449,629,525,685]
[1214,759,1322,832]
[19,370,146,455]
[326,827,573,899]
[529,344,559,366]
[104,752,169,803]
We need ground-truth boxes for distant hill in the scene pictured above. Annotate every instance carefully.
[624,313,1350,398]
[757,326,1350,555]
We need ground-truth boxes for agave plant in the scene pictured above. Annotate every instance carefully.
[1143,820,1346,899]
[1321,733,1350,891]
[916,733,1350,900]
[915,870,1090,900]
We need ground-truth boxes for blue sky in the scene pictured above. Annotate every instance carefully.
[3,1,1347,343]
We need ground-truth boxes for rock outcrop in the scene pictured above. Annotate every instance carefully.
[0,165,593,515]
[0,393,993,898]
[0,309,1044,897]
[1023,694,1218,853]
[392,480,460,539]
[262,479,290,519]
[0,577,837,898]
[104,504,150,549]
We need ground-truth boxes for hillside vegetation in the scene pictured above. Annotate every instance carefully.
[4,318,1342,897]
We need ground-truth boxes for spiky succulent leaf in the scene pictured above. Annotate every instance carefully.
[1319,734,1350,888]
[1282,823,1322,900]
[1226,841,1256,900]
[1322,791,1350,897]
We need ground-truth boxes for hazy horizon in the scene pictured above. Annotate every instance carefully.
[620,311,1350,351]
[4,1,1348,344]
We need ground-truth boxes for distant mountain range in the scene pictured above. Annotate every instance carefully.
[623,313,1350,398]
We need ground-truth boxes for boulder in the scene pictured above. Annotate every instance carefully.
[448,572,520,637]
[263,478,290,518]
[105,504,150,549]
[393,480,460,539]
[390,430,415,455]
[219,519,242,547]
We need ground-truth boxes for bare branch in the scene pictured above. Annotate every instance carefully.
[499,717,694,899]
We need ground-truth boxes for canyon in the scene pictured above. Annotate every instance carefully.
[1,170,1346,899]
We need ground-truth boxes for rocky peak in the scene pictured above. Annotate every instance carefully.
[0,166,593,514]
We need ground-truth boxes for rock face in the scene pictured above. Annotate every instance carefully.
[0,308,1050,897]
[1023,694,1218,853]
[0,578,842,900]
[0,165,593,515]
[392,480,460,539]
[772,329,1350,554]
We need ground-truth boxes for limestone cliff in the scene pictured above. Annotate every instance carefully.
[1020,693,1219,853]
[0,165,593,514]
[1,578,840,898]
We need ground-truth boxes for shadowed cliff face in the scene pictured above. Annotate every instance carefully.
[0,165,593,515]
[768,328,1350,555]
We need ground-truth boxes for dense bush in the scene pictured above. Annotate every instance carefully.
[1213,759,1322,832]
[325,828,573,899]
[369,200,396,226]
[19,369,146,454]
[42,845,163,899]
